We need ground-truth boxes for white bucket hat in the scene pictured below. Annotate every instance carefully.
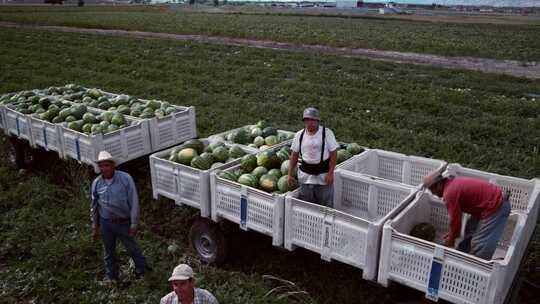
[97,151,115,164]
[168,264,194,281]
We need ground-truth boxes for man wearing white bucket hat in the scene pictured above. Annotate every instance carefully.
[90,151,147,282]
[288,107,339,207]
[160,264,218,304]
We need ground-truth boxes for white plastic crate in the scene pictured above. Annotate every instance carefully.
[67,88,198,152]
[207,125,294,152]
[378,192,534,304]
[0,105,5,132]
[3,105,34,145]
[29,115,65,158]
[147,106,197,151]
[339,149,447,187]
[285,170,418,280]
[445,164,540,215]
[149,141,252,218]
[60,109,151,172]
[210,164,286,247]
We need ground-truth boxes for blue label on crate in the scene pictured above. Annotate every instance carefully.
[43,128,48,147]
[16,117,20,136]
[426,258,443,301]
[240,194,247,230]
[75,138,81,161]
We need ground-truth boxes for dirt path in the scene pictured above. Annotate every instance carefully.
[2,21,539,80]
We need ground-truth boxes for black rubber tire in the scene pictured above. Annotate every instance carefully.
[7,137,35,169]
[189,218,228,264]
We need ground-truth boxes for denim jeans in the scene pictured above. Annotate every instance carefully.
[457,199,511,260]
[99,217,146,280]
[299,183,334,208]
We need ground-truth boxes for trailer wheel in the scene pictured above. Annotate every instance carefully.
[7,137,35,168]
[189,218,228,264]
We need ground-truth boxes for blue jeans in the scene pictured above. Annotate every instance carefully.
[100,217,146,280]
[457,199,511,260]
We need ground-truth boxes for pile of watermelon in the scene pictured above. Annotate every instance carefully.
[55,85,178,119]
[219,120,294,150]
[12,96,130,135]
[2,84,180,120]
[220,146,298,194]
[336,142,364,164]
[0,90,48,106]
[166,139,248,171]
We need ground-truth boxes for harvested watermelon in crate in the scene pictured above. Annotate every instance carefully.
[207,120,295,151]
[150,138,254,218]
[210,144,298,246]
[51,84,197,151]
[210,140,364,246]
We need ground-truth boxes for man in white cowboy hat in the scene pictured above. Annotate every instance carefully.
[90,151,147,282]
[423,167,511,260]
[287,107,339,207]
[160,264,218,304]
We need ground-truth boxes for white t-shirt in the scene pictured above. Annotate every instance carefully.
[291,126,339,185]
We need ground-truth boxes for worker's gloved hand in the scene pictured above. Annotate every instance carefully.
[443,233,455,248]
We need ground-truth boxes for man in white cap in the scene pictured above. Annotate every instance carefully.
[287,107,339,207]
[90,151,147,282]
[423,168,511,260]
[160,264,218,304]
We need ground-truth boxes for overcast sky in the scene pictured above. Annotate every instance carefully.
[363,0,540,6]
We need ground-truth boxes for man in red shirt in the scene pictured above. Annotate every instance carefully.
[424,172,511,260]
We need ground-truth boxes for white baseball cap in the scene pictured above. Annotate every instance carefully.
[168,264,194,281]
[97,151,115,164]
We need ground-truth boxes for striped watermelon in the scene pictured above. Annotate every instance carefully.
[200,152,214,164]
[267,169,282,179]
[191,156,211,170]
[278,175,297,193]
[240,154,257,172]
[221,171,238,182]
[251,166,268,179]
[238,174,258,188]
[337,149,353,164]
[177,148,198,165]
[229,145,246,159]
[259,174,278,192]
[212,146,229,163]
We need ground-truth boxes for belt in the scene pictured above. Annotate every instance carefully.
[299,158,330,175]
[111,218,130,224]
[101,217,130,224]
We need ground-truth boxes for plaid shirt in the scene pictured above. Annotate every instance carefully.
[160,288,218,304]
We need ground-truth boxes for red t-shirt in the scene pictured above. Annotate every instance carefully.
[443,177,503,241]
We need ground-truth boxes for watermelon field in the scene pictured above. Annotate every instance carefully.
[0,8,539,304]
[0,5,539,61]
